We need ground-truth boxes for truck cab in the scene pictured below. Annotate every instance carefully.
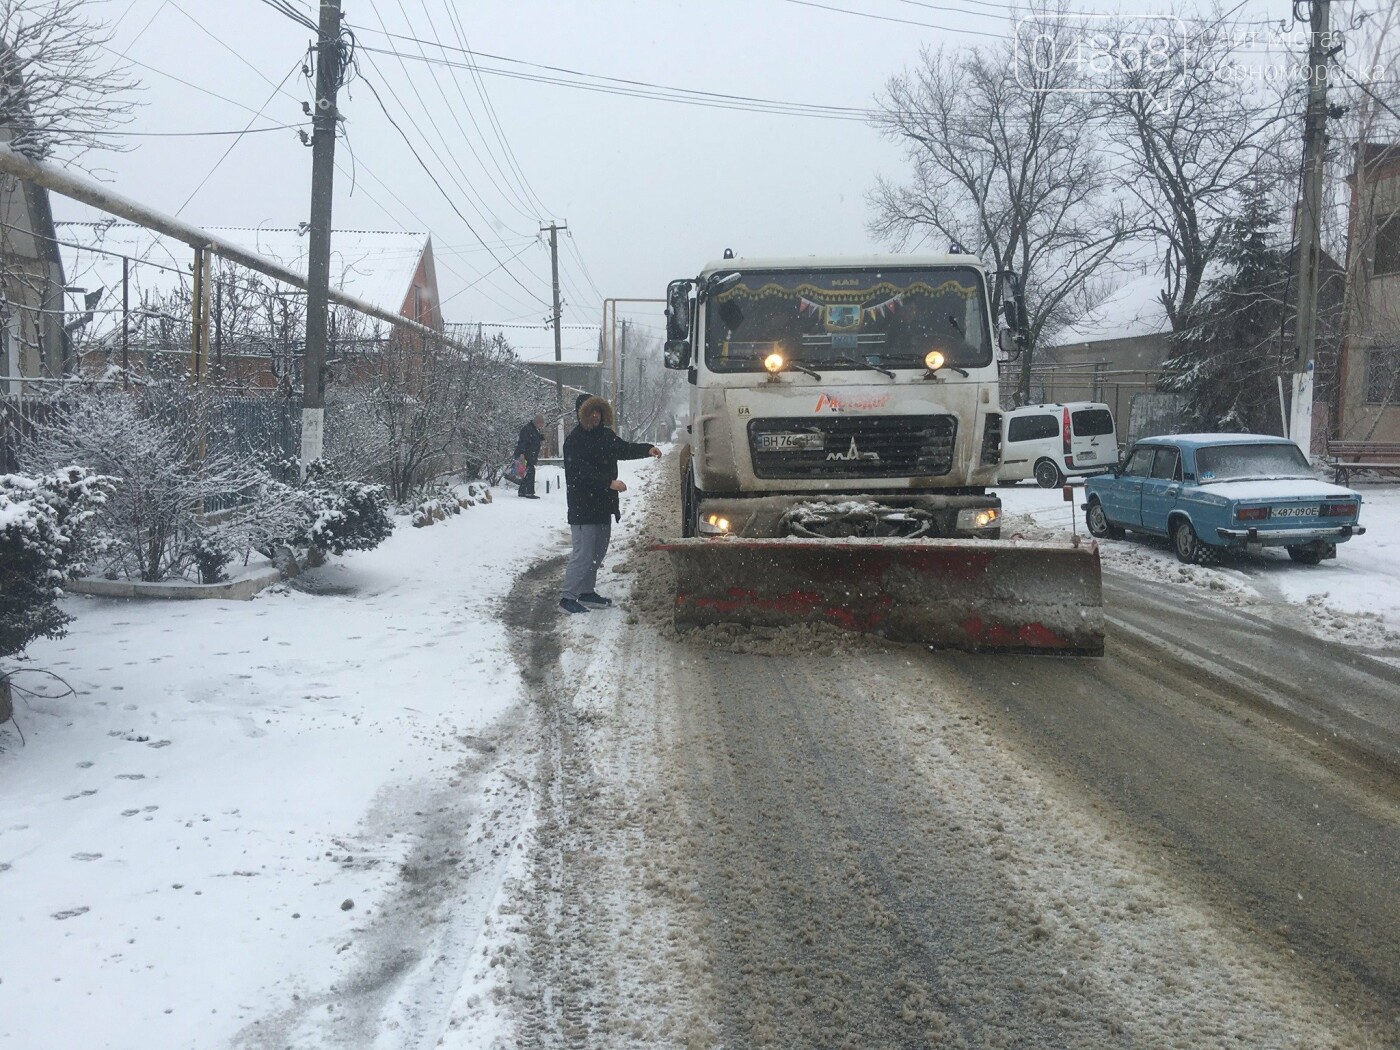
[664,254,1011,539]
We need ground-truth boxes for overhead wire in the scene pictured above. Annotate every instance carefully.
[439,2,555,220]
[777,0,1005,37]
[432,2,607,318]
[354,60,550,309]
[424,1,613,321]
[95,28,537,320]
[353,8,558,315]
[348,31,878,120]
[363,3,530,239]
[172,55,303,216]
[254,0,318,32]
[408,0,542,225]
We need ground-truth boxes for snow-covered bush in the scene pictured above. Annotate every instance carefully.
[252,462,393,558]
[22,386,280,582]
[1,467,113,660]
[409,484,463,527]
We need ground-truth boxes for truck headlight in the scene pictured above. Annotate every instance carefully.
[763,353,784,374]
[924,350,946,371]
[704,514,731,533]
[956,507,999,530]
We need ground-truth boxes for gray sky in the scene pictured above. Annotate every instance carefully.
[59,0,1301,355]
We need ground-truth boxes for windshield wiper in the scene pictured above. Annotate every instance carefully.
[937,316,974,377]
[833,353,895,379]
[783,358,823,380]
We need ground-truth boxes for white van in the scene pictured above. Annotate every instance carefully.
[998,402,1119,487]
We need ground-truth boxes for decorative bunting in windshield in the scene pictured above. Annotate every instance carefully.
[864,294,903,321]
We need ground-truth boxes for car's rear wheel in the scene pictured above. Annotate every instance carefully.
[1170,517,1217,565]
[1287,543,1326,565]
[1033,459,1063,488]
[1085,498,1124,540]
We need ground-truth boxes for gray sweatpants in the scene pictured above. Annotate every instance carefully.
[560,521,612,600]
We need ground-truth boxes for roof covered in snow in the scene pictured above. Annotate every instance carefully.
[56,222,431,331]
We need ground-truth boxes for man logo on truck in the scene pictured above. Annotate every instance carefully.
[827,438,880,462]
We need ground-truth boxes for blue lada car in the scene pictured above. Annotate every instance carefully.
[1082,434,1365,565]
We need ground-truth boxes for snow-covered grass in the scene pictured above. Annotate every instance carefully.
[998,478,1400,653]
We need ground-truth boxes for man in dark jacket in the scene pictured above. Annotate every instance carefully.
[512,414,546,498]
[559,394,660,614]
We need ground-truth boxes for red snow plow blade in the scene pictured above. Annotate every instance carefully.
[655,537,1104,655]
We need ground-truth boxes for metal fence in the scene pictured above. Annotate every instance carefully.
[2,389,300,500]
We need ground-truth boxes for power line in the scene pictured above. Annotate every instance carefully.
[94,38,541,320]
[254,0,318,32]
[439,2,555,220]
[429,2,609,314]
[348,31,879,120]
[172,55,303,216]
[778,0,1004,37]
[362,4,530,240]
[408,0,541,225]
[355,65,550,308]
[45,123,300,137]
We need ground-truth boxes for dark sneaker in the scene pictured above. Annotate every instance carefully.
[559,598,590,614]
[523,493,541,499]
[579,592,612,606]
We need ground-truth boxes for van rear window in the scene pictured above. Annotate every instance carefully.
[1072,408,1114,436]
[1007,414,1058,442]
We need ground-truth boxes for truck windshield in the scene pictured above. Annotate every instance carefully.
[704,267,992,373]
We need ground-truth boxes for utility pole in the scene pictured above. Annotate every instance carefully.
[617,318,628,436]
[541,220,566,430]
[302,0,344,471]
[1290,0,1332,456]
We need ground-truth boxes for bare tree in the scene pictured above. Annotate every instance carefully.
[1098,9,1295,331]
[323,326,555,501]
[617,324,680,443]
[0,0,137,163]
[868,7,1134,405]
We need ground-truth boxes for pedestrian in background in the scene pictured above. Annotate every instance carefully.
[559,394,660,614]
[513,414,546,498]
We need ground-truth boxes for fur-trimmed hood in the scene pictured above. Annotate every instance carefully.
[576,395,614,430]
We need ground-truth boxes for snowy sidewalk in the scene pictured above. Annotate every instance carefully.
[0,469,580,1049]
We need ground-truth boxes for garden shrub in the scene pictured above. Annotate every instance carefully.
[1,467,113,660]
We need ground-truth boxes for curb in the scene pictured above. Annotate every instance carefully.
[65,566,284,602]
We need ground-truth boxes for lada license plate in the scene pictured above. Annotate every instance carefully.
[1271,504,1317,518]
[759,432,824,451]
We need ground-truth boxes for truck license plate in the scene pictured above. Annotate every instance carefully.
[1271,504,1317,518]
[759,432,824,451]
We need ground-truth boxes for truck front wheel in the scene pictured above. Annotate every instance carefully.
[681,464,699,538]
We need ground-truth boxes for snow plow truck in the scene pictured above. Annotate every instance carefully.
[654,252,1104,655]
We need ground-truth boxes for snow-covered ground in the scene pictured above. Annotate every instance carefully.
[1,462,1395,1048]
[999,479,1400,656]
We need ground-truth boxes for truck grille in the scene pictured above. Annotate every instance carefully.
[747,415,957,479]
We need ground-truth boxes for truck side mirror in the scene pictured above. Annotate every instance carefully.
[997,327,1022,357]
[664,339,691,370]
[665,279,693,342]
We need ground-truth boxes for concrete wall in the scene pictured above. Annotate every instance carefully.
[1003,332,1173,439]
